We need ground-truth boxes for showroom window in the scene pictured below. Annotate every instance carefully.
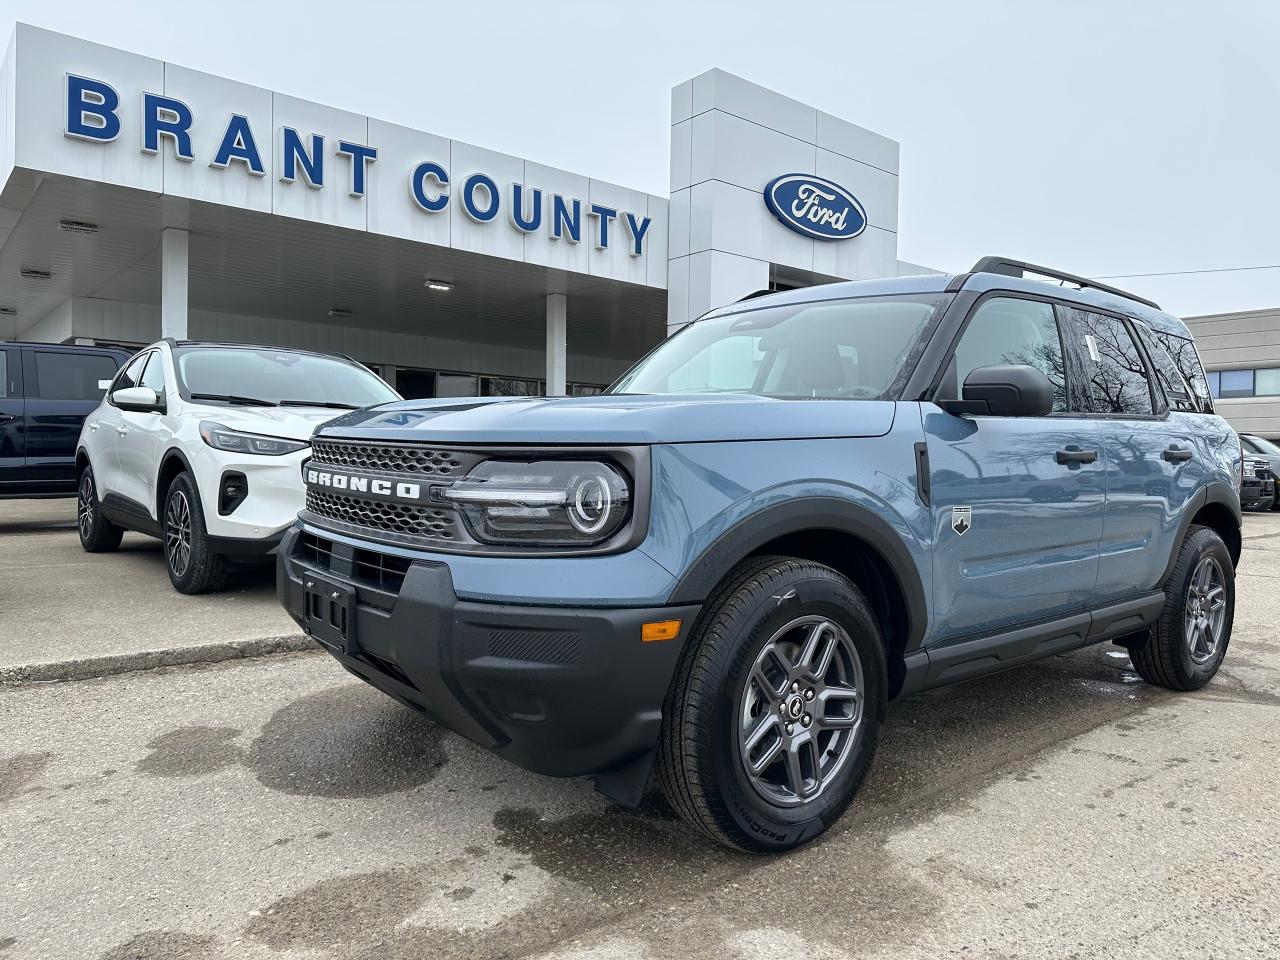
[1206,368,1280,399]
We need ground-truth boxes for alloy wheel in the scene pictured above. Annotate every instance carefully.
[737,615,865,807]
[165,489,193,578]
[77,472,95,540]
[1185,555,1227,665]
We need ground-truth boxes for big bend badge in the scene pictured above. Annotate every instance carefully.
[951,505,972,536]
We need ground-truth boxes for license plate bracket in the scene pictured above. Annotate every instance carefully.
[303,573,357,656]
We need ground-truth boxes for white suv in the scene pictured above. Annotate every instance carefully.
[75,340,400,593]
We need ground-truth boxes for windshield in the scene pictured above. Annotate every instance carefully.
[610,294,950,399]
[1244,435,1280,456]
[175,348,399,408]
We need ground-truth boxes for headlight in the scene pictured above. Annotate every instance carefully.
[445,460,630,546]
[199,421,308,457]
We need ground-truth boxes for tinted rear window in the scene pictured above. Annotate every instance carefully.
[33,351,119,401]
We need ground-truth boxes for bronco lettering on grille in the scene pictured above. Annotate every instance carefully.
[306,468,424,503]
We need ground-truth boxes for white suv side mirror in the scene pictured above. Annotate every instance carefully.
[113,386,163,412]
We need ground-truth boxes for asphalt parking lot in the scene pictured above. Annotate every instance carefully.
[2,506,1279,959]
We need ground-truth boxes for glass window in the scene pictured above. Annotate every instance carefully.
[570,383,606,397]
[175,348,399,408]
[1068,310,1155,416]
[395,369,437,400]
[436,373,478,398]
[0,350,10,398]
[1218,369,1255,399]
[1255,369,1280,397]
[1149,330,1212,412]
[139,352,167,397]
[481,376,543,397]
[34,350,119,401]
[113,353,147,394]
[1243,434,1280,456]
[610,295,950,400]
[1136,327,1196,413]
[940,297,1067,412]
[1207,371,1220,398]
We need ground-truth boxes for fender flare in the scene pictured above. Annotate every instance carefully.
[155,446,198,515]
[1159,480,1242,583]
[665,496,929,653]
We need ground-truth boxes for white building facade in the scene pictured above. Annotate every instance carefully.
[0,24,930,397]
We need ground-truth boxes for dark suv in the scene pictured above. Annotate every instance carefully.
[0,342,132,499]
[278,258,1241,851]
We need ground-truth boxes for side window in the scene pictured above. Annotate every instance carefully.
[940,297,1068,412]
[1150,330,1213,412]
[0,349,14,398]
[112,353,148,396]
[139,352,167,397]
[1067,310,1155,416]
[32,351,120,401]
[1137,327,1196,413]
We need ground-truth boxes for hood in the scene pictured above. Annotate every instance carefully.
[182,404,345,442]
[315,394,897,445]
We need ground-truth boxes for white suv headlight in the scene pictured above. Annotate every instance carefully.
[445,459,631,546]
[199,421,308,456]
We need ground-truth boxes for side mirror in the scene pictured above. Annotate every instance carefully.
[941,364,1054,417]
[113,385,163,412]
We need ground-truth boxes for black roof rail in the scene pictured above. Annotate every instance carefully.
[959,256,1162,311]
[735,289,777,303]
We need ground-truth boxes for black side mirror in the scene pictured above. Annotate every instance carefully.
[939,364,1054,417]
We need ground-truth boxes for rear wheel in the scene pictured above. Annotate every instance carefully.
[76,464,124,553]
[163,472,227,594]
[1130,525,1234,691]
[657,557,886,852]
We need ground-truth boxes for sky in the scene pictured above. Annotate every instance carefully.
[2,0,1278,317]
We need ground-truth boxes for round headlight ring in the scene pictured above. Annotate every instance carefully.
[569,474,613,536]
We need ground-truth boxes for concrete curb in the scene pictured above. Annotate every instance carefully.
[0,633,315,685]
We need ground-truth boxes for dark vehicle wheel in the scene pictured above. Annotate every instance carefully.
[1130,525,1234,691]
[76,465,124,553]
[657,556,886,852]
[163,472,227,594]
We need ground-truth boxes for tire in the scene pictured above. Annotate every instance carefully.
[657,556,887,853]
[76,464,124,553]
[1130,525,1234,691]
[162,472,227,594]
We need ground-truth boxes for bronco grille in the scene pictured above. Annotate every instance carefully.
[306,489,459,541]
[310,439,473,476]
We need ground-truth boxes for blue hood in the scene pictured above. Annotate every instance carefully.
[317,394,897,445]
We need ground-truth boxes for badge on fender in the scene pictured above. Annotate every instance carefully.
[952,505,972,536]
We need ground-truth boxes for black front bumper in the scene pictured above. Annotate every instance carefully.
[277,523,699,781]
[1242,477,1275,507]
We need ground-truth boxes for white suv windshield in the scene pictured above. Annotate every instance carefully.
[610,295,950,400]
[176,348,398,408]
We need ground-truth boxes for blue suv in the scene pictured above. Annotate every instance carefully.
[277,257,1241,852]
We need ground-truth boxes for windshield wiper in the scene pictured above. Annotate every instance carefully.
[189,392,277,407]
[277,400,361,409]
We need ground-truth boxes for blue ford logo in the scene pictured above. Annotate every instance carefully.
[763,174,868,241]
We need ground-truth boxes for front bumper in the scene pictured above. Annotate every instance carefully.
[277,523,700,779]
[1242,476,1275,506]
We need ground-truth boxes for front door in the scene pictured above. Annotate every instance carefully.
[0,345,25,487]
[925,294,1106,642]
[1063,308,1205,601]
[115,350,169,516]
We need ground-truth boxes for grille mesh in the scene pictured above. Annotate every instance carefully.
[306,489,458,541]
[487,629,584,665]
[310,439,472,476]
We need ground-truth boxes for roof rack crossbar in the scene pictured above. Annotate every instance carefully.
[969,256,1162,311]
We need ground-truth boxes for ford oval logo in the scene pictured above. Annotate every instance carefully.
[763,174,867,241]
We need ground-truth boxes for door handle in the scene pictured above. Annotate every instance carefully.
[1162,446,1193,463]
[89,423,99,431]
[115,426,129,436]
[0,414,15,424]
[1056,447,1098,465]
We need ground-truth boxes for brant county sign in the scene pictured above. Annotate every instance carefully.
[763,174,867,241]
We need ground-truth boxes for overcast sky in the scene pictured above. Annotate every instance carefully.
[3,0,1277,316]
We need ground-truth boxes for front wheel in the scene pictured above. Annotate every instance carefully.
[163,472,227,594]
[1130,525,1234,691]
[657,557,886,852]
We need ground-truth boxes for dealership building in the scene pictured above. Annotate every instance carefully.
[1184,307,1280,440]
[0,23,938,399]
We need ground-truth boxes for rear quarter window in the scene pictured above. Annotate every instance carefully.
[32,350,120,401]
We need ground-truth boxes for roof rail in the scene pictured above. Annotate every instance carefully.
[959,256,1162,311]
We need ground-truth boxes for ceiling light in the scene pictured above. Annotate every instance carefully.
[0,307,15,316]
[19,269,52,281]
[327,308,354,319]
[58,219,99,235]
[425,280,453,292]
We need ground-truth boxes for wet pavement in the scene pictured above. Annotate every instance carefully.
[1,511,1278,959]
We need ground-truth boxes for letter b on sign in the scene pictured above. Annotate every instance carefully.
[66,74,121,142]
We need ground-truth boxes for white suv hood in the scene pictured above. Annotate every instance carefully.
[184,404,344,443]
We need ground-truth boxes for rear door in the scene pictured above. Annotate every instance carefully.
[22,347,122,492]
[0,344,25,487]
[926,294,1106,641]
[1063,308,1204,601]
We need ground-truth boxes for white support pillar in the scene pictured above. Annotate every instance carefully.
[161,228,189,340]
[545,293,567,396]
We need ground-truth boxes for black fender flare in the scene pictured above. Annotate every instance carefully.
[155,446,198,516]
[665,496,929,653]
[1159,480,1242,584]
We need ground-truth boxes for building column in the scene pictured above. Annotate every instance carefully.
[545,293,567,396]
[379,364,400,391]
[161,228,189,340]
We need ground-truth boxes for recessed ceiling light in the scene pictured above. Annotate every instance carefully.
[425,280,453,292]
[327,308,354,319]
[0,306,15,316]
[58,219,99,235]
[19,269,52,281]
